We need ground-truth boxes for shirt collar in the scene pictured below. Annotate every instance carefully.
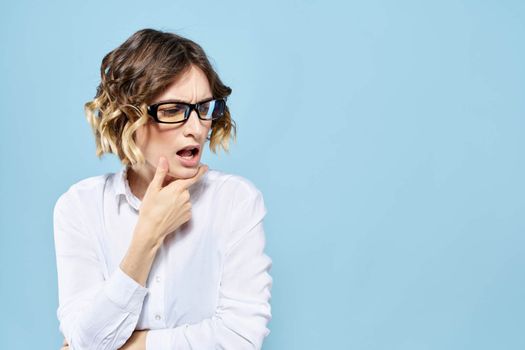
[113,164,209,212]
[114,165,141,212]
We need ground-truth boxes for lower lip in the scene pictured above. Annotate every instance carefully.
[176,150,200,167]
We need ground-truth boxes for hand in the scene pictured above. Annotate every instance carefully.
[119,330,148,350]
[137,156,208,245]
[60,331,147,350]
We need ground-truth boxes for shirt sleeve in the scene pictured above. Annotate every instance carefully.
[53,190,149,350]
[145,186,273,350]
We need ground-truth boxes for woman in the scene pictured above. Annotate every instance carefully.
[54,28,272,350]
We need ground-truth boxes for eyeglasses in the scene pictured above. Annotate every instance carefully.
[147,97,227,124]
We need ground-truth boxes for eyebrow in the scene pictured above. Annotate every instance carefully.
[153,96,214,105]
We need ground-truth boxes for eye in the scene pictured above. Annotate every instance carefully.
[198,101,211,115]
[163,106,185,115]
[158,103,186,115]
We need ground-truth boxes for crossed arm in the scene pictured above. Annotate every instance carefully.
[54,187,272,350]
[61,330,147,350]
[57,218,272,349]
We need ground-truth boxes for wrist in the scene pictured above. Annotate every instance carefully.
[134,219,163,251]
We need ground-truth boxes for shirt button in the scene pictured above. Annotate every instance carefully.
[155,276,161,283]
[155,314,161,321]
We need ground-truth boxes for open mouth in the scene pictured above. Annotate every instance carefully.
[176,146,200,159]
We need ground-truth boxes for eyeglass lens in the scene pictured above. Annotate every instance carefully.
[157,99,225,123]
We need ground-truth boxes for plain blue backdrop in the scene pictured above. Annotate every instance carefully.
[1,0,524,349]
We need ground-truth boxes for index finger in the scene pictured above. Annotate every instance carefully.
[172,164,209,190]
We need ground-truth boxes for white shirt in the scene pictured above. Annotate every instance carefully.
[53,165,273,350]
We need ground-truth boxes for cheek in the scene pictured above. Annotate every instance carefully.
[134,126,147,149]
[134,124,167,155]
[135,124,154,152]
[150,126,187,155]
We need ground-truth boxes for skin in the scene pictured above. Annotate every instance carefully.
[61,64,213,350]
[128,63,214,200]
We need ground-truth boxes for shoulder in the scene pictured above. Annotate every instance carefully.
[204,169,267,251]
[204,168,266,221]
[204,168,264,204]
[54,172,112,213]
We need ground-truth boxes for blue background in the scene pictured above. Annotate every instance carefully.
[1,0,524,349]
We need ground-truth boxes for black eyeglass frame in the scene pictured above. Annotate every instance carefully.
[146,97,228,124]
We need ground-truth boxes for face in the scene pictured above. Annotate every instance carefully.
[133,64,213,182]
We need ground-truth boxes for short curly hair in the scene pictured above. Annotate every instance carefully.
[84,28,236,167]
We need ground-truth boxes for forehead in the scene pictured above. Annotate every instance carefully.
[153,65,212,104]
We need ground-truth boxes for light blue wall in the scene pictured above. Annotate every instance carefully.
[1,1,524,349]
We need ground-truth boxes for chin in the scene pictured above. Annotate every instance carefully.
[168,166,199,180]
[165,173,177,181]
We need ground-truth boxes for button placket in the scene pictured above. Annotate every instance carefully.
[151,243,166,325]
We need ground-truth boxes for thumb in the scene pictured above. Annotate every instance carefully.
[149,156,168,191]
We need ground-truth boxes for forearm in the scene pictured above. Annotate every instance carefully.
[120,220,162,287]
[60,222,158,349]
[58,267,149,350]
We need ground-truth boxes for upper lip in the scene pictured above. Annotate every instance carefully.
[177,144,200,153]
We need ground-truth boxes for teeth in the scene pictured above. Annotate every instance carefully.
[179,149,193,158]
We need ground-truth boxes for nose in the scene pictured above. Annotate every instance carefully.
[182,108,207,137]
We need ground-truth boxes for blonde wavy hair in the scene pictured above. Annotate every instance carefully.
[85,28,236,167]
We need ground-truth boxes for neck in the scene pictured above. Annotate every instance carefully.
[127,163,177,200]
[127,165,152,201]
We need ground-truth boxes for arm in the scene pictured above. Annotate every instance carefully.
[145,188,273,350]
[53,190,160,350]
